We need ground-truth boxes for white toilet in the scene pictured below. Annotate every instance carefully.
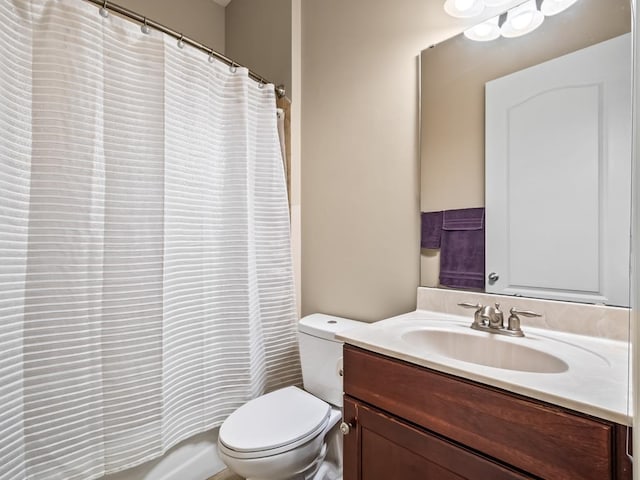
[218,313,362,480]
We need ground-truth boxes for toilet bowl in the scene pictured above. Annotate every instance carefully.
[219,387,342,480]
[218,314,362,480]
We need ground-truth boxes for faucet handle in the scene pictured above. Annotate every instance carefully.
[507,307,541,337]
[458,302,485,327]
[458,302,483,310]
[509,307,542,318]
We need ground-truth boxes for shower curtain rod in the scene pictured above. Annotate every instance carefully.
[83,0,286,98]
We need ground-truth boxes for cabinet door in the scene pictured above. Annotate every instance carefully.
[485,33,631,306]
[344,345,616,480]
[343,397,533,480]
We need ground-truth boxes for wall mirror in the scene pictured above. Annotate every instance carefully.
[420,0,632,306]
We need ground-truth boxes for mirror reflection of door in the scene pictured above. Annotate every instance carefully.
[485,33,631,306]
[419,0,631,306]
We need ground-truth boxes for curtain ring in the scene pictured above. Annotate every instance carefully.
[229,62,237,74]
[258,79,265,89]
[177,34,185,49]
[141,18,151,35]
[208,50,216,63]
[99,0,109,18]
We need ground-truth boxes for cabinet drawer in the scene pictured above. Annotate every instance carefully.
[344,345,614,480]
[344,397,534,480]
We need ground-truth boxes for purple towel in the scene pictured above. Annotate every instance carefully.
[439,207,485,290]
[442,207,485,231]
[421,211,443,249]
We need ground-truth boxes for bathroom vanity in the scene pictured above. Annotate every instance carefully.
[338,306,632,480]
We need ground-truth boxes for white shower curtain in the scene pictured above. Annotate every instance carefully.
[0,1,301,479]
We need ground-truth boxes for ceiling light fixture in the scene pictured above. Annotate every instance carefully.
[443,0,579,41]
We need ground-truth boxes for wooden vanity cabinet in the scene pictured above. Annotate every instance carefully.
[343,397,534,480]
[342,345,632,480]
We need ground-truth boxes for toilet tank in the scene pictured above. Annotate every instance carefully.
[298,313,363,408]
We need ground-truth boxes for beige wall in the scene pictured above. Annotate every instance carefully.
[300,0,480,322]
[116,0,225,52]
[291,0,302,318]
[420,0,630,286]
[225,0,300,317]
[219,0,524,323]
[225,0,292,96]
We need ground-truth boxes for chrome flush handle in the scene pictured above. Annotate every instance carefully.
[340,421,354,435]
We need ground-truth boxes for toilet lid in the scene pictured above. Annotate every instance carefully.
[219,386,331,454]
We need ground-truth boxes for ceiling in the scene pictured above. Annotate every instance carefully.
[211,0,232,7]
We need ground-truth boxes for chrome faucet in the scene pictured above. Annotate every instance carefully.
[458,302,539,337]
[458,302,503,330]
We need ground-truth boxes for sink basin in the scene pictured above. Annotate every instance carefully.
[336,310,630,424]
[401,329,569,374]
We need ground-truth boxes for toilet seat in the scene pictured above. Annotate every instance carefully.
[219,386,331,459]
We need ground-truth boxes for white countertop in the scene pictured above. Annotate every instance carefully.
[337,309,632,425]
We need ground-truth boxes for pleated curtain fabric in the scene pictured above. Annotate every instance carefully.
[0,1,301,479]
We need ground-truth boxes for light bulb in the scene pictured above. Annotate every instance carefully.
[541,0,579,16]
[464,16,501,42]
[454,0,476,11]
[501,0,544,38]
[475,24,493,35]
[511,11,534,30]
[483,0,513,6]
[444,0,485,18]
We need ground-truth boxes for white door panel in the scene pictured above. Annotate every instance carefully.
[485,33,631,306]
